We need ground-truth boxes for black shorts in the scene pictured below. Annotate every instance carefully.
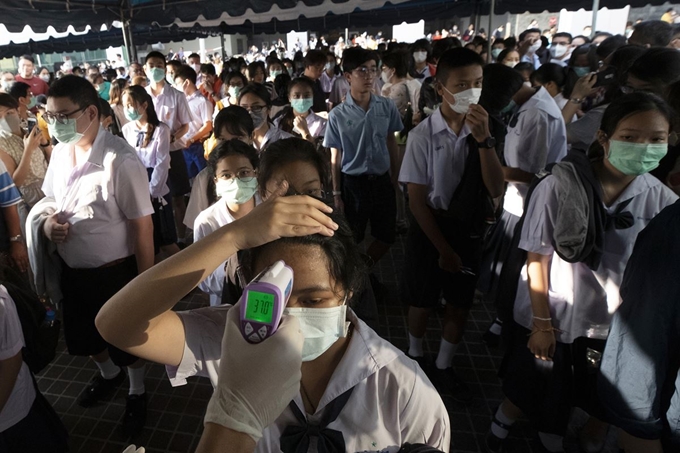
[60,255,139,367]
[401,213,481,309]
[342,172,396,245]
[167,150,191,197]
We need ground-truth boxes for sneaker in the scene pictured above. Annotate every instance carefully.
[482,319,503,347]
[484,430,506,453]
[78,369,125,408]
[431,367,472,403]
[122,393,147,439]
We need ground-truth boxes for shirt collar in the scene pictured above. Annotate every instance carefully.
[430,108,471,139]
[86,127,108,167]
[521,86,562,119]
[345,92,377,110]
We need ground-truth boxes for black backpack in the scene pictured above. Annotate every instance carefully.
[1,265,60,374]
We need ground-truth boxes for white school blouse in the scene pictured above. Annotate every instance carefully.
[513,173,678,343]
[166,308,451,453]
[121,122,171,198]
[146,84,193,151]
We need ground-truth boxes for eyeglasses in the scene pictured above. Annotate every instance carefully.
[43,107,85,125]
[216,169,255,182]
[353,67,378,78]
[243,105,267,114]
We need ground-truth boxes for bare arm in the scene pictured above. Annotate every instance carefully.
[526,251,555,361]
[0,352,23,413]
[408,183,451,255]
[173,124,190,144]
[330,147,342,193]
[503,166,535,184]
[191,120,213,143]
[466,105,504,198]
[386,133,400,185]
[129,215,154,274]
[3,204,28,273]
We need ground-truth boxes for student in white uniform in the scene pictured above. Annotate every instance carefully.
[194,140,260,306]
[35,75,154,438]
[273,77,327,144]
[144,51,193,242]
[529,63,577,123]
[485,93,678,453]
[238,83,292,153]
[121,85,177,260]
[97,198,450,453]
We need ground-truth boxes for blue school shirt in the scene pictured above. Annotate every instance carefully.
[323,93,403,176]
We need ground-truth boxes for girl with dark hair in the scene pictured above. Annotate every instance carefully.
[273,77,327,144]
[193,139,260,306]
[246,62,266,85]
[121,85,177,259]
[496,48,520,68]
[381,51,421,123]
[238,83,292,152]
[485,92,678,453]
[270,72,292,119]
[108,78,129,128]
[218,71,247,108]
[530,63,576,122]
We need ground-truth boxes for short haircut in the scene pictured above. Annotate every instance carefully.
[479,64,524,113]
[19,55,34,64]
[530,62,567,88]
[432,37,461,61]
[8,82,30,100]
[48,75,100,116]
[519,28,541,41]
[381,51,409,78]
[166,60,182,71]
[628,47,680,89]
[175,65,197,85]
[144,51,166,65]
[188,53,200,60]
[238,83,272,108]
[513,62,535,74]
[411,38,432,54]
[213,105,254,141]
[200,63,216,76]
[435,48,484,85]
[222,70,248,87]
[633,20,673,47]
[304,50,327,68]
[341,47,379,73]
[596,35,627,59]
[553,32,573,43]
[0,93,19,110]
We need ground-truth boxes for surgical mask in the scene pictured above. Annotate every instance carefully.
[324,62,334,72]
[166,74,175,84]
[550,44,568,59]
[291,98,313,113]
[47,110,92,145]
[529,40,542,53]
[0,116,15,135]
[501,100,517,115]
[573,66,591,78]
[491,48,503,59]
[124,107,142,122]
[503,61,518,68]
[443,86,482,114]
[287,67,294,76]
[26,96,37,109]
[40,74,50,83]
[381,69,393,84]
[270,70,282,79]
[215,177,258,204]
[413,51,428,64]
[0,81,12,92]
[249,109,267,129]
[191,64,201,74]
[607,140,668,176]
[228,85,241,99]
[97,81,110,95]
[146,67,165,83]
[283,304,349,362]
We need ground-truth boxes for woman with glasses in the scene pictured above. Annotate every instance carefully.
[193,139,260,306]
[120,85,177,261]
[238,84,292,152]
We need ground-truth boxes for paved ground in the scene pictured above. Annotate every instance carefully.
[35,232,620,452]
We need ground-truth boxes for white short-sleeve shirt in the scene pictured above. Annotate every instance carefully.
[258,126,293,152]
[513,173,678,343]
[166,307,451,452]
[41,128,155,268]
[121,122,172,198]
[0,285,36,432]
[184,91,214,142]
[503,87,568,217]
[273,112,327,138]
[146,84,194,151]
[399,108,471,210]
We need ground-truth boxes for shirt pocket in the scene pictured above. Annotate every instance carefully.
[158,105,172,123]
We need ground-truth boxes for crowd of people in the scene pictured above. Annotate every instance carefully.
[1,15,680,453]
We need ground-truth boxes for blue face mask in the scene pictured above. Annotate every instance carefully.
[501,100,517,114]
[291,98,313,113]
[124,107,142,122]
[573,66,591,78]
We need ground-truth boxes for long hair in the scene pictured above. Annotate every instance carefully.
[123,85,160,148]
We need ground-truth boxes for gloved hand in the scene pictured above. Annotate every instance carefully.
[204,302,303,442]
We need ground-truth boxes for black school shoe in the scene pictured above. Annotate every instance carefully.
[78,369,126,407]
[122,393,147,439]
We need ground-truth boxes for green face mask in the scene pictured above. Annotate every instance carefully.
[607,140,668,176]
[146,67,166,83]
[47,110,90,145]
[270,70,282,78]
[27,96,37,109]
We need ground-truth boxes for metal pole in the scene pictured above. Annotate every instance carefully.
[591,0,600,38]
[488,0,495,63]
[121,9,133,64]
[221,31,227,61]
[127,21,138,63]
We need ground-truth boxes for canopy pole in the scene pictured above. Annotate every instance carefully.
[120,9,135,64]
[221,32,227,61]
[591,0,600,38]
[488,0,495,63]
[127,21,138,63]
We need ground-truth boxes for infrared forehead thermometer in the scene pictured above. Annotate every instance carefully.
[239,260,293,343]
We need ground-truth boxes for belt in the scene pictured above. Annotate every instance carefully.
[98,257,129,268]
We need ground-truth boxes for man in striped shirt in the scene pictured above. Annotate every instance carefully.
[0,159,27,273]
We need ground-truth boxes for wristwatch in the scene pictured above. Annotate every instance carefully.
[477,136,497,149]
[9,234,22,243]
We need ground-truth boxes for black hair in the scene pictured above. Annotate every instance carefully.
[573,35,591,44]
[238,83,272,109]
[514,62,534,74]
[632,20,673,47]
[257,137,329,199]
[530,63,567,89]
[98,98,113,120]
[608,45,646,88]
[496,48,519,65]
[222,70,248,87]
[144,51,166,65]
[341,47,379,73]
[288,77,315,96]
[123,85,160,148]
[213,105,254,141]
[432,38,461,62]
[303,50,326,68]
[553,32,573,43]
[208,138,259,179]
[519,28,541,42]
[8,82,30,101]
[175,65,197,85]
[596,35,627,60]
[241,212,366,300]
[568,44,599,70]
[411,38,432,55]
[479,64,524,114]
[200,63,216,76]
[627,47,680,93]
[166,60,182,71]
[48,75,100,116]
[0,93,19,110]
[19,54,34,64]
[504,37,517,49]
[435,48,484,85]
[246,61,266,82]
[188,53,200,60]
[274,73,292,100]
[381,51,409,78]
[109,78,127,106]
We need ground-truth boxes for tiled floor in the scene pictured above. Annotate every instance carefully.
[35,233,619,453]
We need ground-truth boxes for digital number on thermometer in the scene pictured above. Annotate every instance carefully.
[245,291,275,323]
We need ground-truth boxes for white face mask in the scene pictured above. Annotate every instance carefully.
[528,40,542,54]
[283,303,349,362]
[413,51,428,64]
[443,86,482,115]
[381,69,393,84]
[550,44,568,59]
[40,74,50,83]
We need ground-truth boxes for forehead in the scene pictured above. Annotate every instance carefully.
[445,65,483,81]
[46,96,79,112]
[146,57,165,66]
[216,154,253,170]
[616,110,669,130]
[267,161,321,189]
[252,243,333,289]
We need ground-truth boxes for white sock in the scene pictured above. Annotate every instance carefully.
[491,406,516,439]
[408,333,424,358]
[435,338,459,370]
[95,358,121,380]
[489,318,503,335]
[127,365,146,396]
[538,432,564,452]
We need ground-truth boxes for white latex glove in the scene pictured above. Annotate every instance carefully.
[204,302,303,442]
[121,445,145,453]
